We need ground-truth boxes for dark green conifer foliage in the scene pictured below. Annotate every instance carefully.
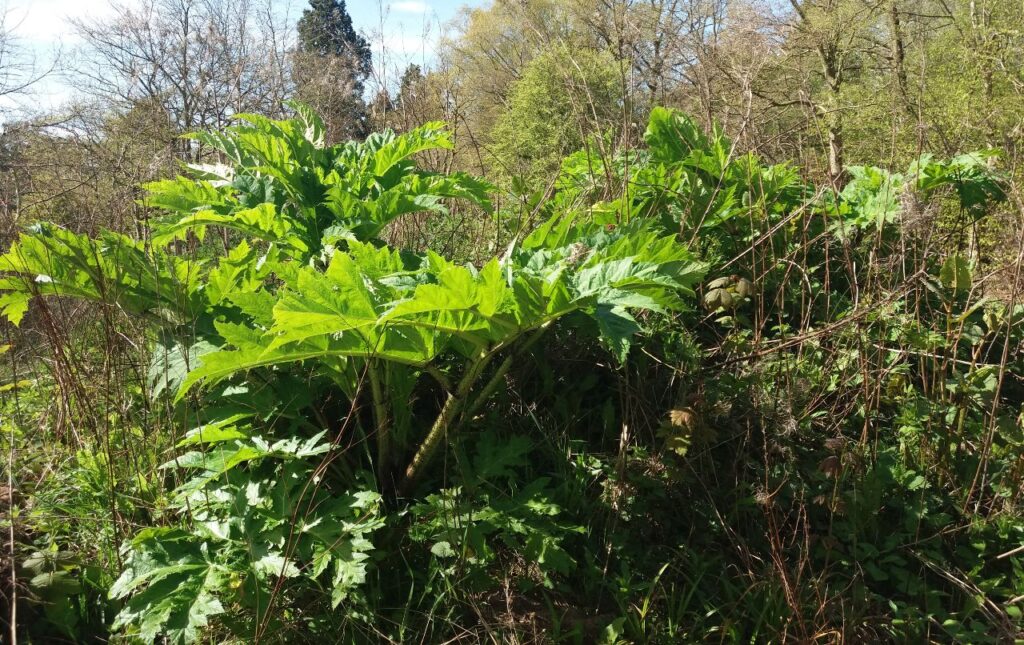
[297,0,371,76]
[295,0,372,140]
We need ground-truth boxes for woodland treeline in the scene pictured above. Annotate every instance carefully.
[2,0,1022,222]
[0,0,1023,642]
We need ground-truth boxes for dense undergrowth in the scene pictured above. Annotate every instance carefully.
[2,105,1023,643]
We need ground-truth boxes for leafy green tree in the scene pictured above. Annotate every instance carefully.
[489,45,624,184]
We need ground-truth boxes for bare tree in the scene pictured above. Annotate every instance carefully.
[70,0,292,159]
[0,7,57,115]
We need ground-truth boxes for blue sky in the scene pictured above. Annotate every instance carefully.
[348,0,484,27]
[2,0,487,111]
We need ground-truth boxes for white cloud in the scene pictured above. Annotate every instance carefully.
[391,1,428,14]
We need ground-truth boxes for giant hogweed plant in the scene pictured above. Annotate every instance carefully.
[553,108,1006,333]
[555,107,1005,243]
[0,106,704,640]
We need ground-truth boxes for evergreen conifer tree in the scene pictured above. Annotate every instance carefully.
[294,0,372,140]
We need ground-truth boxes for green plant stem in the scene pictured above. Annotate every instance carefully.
[399,352,493,496]
[465,325,550,419]
[464,354,515,420]
[400,325,551,496]
[425,364,453,392]
[368,362,390,481]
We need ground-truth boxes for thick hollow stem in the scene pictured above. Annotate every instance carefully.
[368,363,390,483]
[425,364,453,392]
[399,325,551,497]
[464,354,515,419]
[399,352,492,496]
[465,325,549,418]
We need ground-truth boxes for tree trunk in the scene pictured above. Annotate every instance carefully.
[889,1,909,103]
[820,49,846,186]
